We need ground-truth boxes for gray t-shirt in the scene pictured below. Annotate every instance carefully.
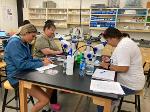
[34,33,59,58]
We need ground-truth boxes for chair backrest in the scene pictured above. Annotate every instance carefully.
[4,80,14,90]
[2,39,8,49]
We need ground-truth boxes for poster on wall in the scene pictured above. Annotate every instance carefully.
[125,0,142,8]
[2,6,18,32]
[108,0,120,8]
[7,9,13,20]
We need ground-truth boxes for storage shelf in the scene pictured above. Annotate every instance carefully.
[91,14,116,16]
[29,8,46,9]
[68,22,89,25]
[117,14,146,16]
[55,25,68,28]
[91,20,116,22]
[47,8,67,10]
[67,8,90,26]
[47,19,67,21]
[117,21,145,24]
[90,8,149,32]
[91,8,118,9]
[68,8,90,10]
[47,13,67,15]
[29,13,46,15]
[26,8,150,31]
[29,18,46,20]
[90,27,150,32]
[68,13,89,16]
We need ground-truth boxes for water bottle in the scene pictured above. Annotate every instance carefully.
[79,58,86,77]
[66,55,74,75]
[66,49,74,75]
[86,59,94,75]
[63,59,67,74]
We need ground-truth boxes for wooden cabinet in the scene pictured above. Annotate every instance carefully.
[28,8,67,28]
[67,9,90,25]
[117,8,147,31]
[47,8,68,28]
[28,8,46,27]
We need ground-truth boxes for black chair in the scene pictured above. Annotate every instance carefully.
[117,90,143,112]
[0,66,7,88]
[143,62,150,87]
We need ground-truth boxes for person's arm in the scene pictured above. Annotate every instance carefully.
[41,48,62,55]
[109,64,129,72]
[7,41,44,70]
[101,43,130,72]
[100,62,129,72]
[34,36,62,56]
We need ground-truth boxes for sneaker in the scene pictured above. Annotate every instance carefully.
[42,109,51,112]
[50,103,61,111]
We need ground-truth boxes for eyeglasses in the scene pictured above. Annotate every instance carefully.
[32,34,36,38]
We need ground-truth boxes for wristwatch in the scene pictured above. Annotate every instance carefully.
[108,64,111,70]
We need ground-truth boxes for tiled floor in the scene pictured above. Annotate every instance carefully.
[0,86,150,112]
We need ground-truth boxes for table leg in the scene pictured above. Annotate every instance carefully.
[92,96,112,112]
[19,81,28,112]
[74,95,83,112]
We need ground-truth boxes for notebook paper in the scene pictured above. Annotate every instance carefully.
[90,80,125,95]
[36,64,57,72]
[92,69,115,81]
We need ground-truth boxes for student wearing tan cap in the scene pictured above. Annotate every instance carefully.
[4,24,54,112]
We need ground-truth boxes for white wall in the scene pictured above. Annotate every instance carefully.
[0,0,18,32]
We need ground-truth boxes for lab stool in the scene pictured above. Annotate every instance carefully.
[2,80,34,112]
[117,89,144,112]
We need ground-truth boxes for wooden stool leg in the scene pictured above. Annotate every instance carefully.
[135,95,137,112]
[137,95,141,112]
[74,95,83,112]
[146,70,150,87]
[2,89,8,112]
[0,76,2,88]
[148,80,150,87]
[15,89,19,112]
[117,97,124,112]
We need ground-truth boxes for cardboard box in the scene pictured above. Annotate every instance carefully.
[147,2,150,8]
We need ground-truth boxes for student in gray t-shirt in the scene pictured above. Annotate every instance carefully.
[34,20,62,111]
[34,20,62,58]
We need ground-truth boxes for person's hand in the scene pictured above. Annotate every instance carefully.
[102,55,110,63]
[42,58,53,66]
[55,51,63,55]
[100,62,110,69]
